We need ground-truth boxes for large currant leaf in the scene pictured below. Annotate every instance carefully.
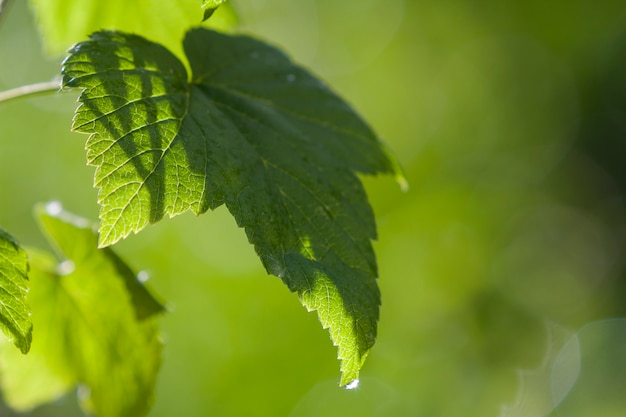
[0,228,31,354]
[0,203,164,416]
[62,28,399,386]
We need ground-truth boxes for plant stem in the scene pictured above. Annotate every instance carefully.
[0,79,63,104]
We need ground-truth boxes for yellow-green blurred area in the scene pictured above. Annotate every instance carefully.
[2,0,626,416]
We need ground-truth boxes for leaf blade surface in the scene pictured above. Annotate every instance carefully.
[0,228,31,354]
[62,29,398,385]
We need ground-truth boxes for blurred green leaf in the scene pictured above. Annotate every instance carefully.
[28,0,237,61]
[0,203,163,416]
[61,28,398,386]
[0,228,32,354]
[0,247,80,410]
[37,203,165,320]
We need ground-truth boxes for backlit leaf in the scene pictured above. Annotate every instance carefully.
[61,28,400,386]
[0,228,31,354]
[0,204,164,416]
[28,0,238,60]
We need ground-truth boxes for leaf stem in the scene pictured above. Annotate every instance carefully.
[0,79,63,104]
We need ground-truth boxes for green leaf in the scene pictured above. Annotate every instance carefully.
[0,248,79,410]
[0,203,164,416]
[0,228,32,354]
[201,0,227,22]
[61,28,399,386]
[28,0,238,60]
[38,202,165,320]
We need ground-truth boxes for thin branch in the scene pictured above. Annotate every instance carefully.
[0,79,63,104]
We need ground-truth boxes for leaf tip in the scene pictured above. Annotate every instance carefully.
[338,351,368,389]
[201,0,227,22]
[202,8,216,22]
[96,236,113,249]
[96,222,125,248]
[396,172,409,193]
[3,324,33,355]
[18,328,33,355]
[380,141,409,192]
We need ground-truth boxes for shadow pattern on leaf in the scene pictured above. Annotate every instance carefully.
[61,28,397,385]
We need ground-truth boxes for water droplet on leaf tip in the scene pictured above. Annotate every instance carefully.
[344,379,359,390]
[45,201,63,216]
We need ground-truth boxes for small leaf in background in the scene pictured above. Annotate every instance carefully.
[61,28,401,386]
[0,203,164,416]
[201,0,227,22]
[38,201,165,321]
[28,0,238,61]
[0,228,32,354]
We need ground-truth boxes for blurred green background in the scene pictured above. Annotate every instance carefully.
[2,0,626,416]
